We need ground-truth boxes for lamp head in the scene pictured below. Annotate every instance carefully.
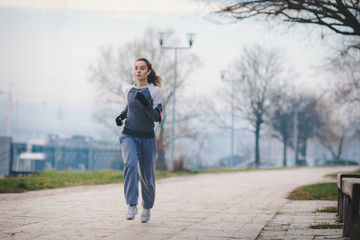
[159,32,165,46]
[220,70,225,80]
[187,33,195,47]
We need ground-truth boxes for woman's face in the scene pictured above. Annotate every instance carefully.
[134,61,150,82]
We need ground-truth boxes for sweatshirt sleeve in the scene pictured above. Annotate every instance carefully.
[120,105,128,119]
[145,86,163,123]
[119,85,132,119]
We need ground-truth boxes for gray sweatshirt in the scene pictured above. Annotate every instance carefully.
[121,83,163,138]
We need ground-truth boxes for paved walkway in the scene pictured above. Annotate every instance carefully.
[0,166,357,240]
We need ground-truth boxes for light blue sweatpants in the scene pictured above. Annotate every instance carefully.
[119,134,156,209]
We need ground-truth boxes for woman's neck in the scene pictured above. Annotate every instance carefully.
[137,80,149,87]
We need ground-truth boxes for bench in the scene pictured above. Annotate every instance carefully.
[337,173,360,222]
[342,178,360,239]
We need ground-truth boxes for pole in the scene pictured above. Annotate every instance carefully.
[293,108,298,166]
[230,81,234,168]
[170,48,178,172]
[160,33,194,171]
[7,85,13,137]
[221,76,241,168]
[269,104,272,165]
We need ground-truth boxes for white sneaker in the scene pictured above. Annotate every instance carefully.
[141,208,151,223]
[126,205,138,220]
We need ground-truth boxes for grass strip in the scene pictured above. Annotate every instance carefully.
[1,168,250,193]
[0,169,124,193]
[288,182,338,200]
[314,206,337,213]
[326,169,360,178]
[0,168,247,193]
[309,222,342,229]
[289,168,360,200]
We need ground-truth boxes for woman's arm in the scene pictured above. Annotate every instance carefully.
[135,92,162,122]
[115,105,128,126]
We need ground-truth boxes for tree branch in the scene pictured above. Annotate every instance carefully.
[212,0,360,47]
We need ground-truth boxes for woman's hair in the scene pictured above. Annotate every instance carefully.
[135,57,162,88]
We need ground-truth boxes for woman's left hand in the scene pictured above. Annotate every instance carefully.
[135,92,150,108]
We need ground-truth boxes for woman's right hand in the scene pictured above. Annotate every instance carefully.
[115,116,123,126]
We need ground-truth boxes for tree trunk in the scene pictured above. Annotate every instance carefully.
[283,140,287,167]
[336,128,346,161]
[298,139,307,166]
[254,125,260,168]
[156,124,167,170]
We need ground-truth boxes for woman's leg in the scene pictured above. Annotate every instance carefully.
[120,134,140,206]
[138,137,156,209]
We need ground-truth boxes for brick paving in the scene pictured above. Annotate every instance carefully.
[0,166,357,240]
[257,200,347,240]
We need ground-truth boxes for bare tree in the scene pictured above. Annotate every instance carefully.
[290,94,323,165]
[88,28,201,170]
[206,0,360,131]
[315,96,360,163]
[269,89,295,167]
[228,45,287,167]
[208,0,360,51]
[329,50,360,129]
[317,108,346,162]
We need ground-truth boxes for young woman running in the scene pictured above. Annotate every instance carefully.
[115,58,163,223]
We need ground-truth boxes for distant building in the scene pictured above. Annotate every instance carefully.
[0,135,123,177]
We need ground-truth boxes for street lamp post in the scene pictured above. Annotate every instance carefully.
[159,33,195,172]
[0,86,13,137]
[221,72,242,168]
[293,107,298,166]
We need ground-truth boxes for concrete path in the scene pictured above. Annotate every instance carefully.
[0,166,357,240]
